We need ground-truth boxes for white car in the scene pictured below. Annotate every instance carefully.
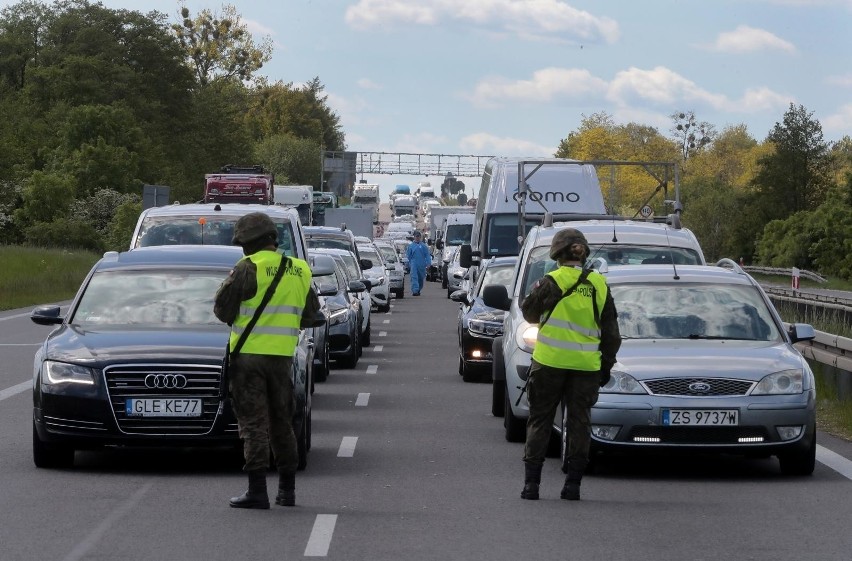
[357,244,392,313]
[373,240,406,298]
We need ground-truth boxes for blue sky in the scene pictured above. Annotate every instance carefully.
[5,0,852,200]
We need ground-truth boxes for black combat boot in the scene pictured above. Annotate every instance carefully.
[560,470,583,501]
[521,462,542,500]
[275,471,296,507]
[229,469,270,509]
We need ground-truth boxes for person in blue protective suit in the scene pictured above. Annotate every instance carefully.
[405,231,431,296]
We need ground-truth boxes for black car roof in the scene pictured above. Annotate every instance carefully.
[97,246,245,270]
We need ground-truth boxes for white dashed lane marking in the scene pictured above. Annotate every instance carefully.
[378,331,387,337]
[337,437,358,458]
[372,345,383,352]
[366,365,378,375]
[0,381,30,402]
[817,445,852,480]
[304,514,338,557]
[355,393,370,406]
[382,319,390,324]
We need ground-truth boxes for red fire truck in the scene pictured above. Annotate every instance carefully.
[203,164,274,205]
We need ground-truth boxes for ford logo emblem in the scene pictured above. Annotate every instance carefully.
[688,382,711,393]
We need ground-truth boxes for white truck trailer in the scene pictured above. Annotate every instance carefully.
[352,182,380,224]
[323,206,375,239]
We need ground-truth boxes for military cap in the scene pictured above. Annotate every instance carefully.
[550,228,590,261]
[232,212,277,246]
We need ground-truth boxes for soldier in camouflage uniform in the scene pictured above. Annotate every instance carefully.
[519,228,621,501]
[214,212,322,509]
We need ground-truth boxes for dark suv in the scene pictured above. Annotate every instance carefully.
[30,246,315,470]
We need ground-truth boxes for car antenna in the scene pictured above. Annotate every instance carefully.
[610,205,618,243]
[664,226,680,280]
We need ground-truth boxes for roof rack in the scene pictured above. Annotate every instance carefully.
[715,258,746,275]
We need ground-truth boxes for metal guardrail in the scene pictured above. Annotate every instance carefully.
[744,265,826,283]
[794,330,852,372]
[764,287,852,311]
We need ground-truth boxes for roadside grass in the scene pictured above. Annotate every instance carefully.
[0,246,99,311]
[813,363,852,441]
[749,272,852,292]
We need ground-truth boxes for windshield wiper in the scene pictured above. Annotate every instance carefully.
[686,334,754,341]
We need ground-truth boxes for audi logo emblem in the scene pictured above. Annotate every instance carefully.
[145,374,188,389]
[688,382,711,393]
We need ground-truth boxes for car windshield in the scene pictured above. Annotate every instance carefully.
[476,264,514,296]
[486,214,540,257]
[359,249,381,266]
[135,216,296,256]
[522,245,702,297]
[591,244,703,266]
[307,237,352,253]
[376,246,398,263]
[71,269,226,326]
[611,282,780,341]
[444,224,473,245]
[338,253,361,280]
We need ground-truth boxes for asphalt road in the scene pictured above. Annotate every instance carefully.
[2,285,852,561]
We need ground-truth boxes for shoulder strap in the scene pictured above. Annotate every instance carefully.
[231,255,288,357]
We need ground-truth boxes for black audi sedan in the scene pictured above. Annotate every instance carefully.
[30,246,322,470]
[451,256,517,383]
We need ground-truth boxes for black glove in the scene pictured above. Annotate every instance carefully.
[599,369,612,388]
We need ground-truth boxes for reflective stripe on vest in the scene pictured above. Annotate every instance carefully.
[229,251,312,356]
[531,266,609,371]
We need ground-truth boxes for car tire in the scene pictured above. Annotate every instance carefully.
[338,327,359,369]
[503,384,526,443]
[778,430,816,476]
[396,290,404,299]
[491,339,505,417]
[362,319,371,348]
[314,339,330,383]
[379,302,391,313]
[296,414,308,471]
[458,354,464,376]
[33,424,74,469]
[461,358,480,383]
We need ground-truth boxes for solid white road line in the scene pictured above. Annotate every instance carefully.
[378,331,387,337]
[372,345,383,352]
[337,436,358,458]
[304,514,338,557]
[0,343,41,346]
[0,311,32,321]
[0,381,30,402]
[817,444,852,480]
[61,483,153,561]
[355,393,370,407]
[366,365,378,375]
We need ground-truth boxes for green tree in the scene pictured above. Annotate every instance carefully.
[105,199,142,250]
[14,170,75,226]
[172,3,272,86]
[670,110,715,163]
[255,133,321,186]
[752,103,832,218]
[69,188,139,235]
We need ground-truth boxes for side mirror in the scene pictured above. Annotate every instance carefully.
[788,323,816,343]
[360,278,374,289]
[348,280,367,293]
[359,258,373,270]
[318,285,338,297]
[459,244,472,268]
[449,290,470,305]
[482,284,511,312]
[31,305,63,325]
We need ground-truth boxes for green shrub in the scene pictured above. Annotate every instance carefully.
[24,219,104,252]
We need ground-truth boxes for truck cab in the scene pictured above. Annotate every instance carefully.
[274,185,314,226]
[204,164,274,205]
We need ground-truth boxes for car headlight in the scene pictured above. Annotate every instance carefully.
[751,369,803,395]
[43,360,95,386]
[468,319,502,336]
[514,321,538,353]
[328,308,349,326]
[599,370,647,394]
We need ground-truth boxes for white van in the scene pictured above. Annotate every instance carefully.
[274,185,313,226]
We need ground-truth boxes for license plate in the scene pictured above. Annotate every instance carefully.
[662,409,738,426]
[125,398,202,417]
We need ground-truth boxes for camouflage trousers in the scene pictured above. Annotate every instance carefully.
[229,354,297,474]
[523,360,600,472]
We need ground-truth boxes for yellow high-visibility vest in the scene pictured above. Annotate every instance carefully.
[229,250,311,356]
[531,266,608,371]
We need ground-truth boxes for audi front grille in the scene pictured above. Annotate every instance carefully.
[104,363,223,436]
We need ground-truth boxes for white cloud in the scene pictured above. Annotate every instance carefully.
[709,25,796,54]
[326,92,372,127]
[823,103,852,131]
[391,132,450,153]
[357,78,383,90]
[827,74,852,87]
[345,0,619,43]
[244,19,275,36]
[467,67,608,108]
[460,132,554,157]
[467,65,792,115]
